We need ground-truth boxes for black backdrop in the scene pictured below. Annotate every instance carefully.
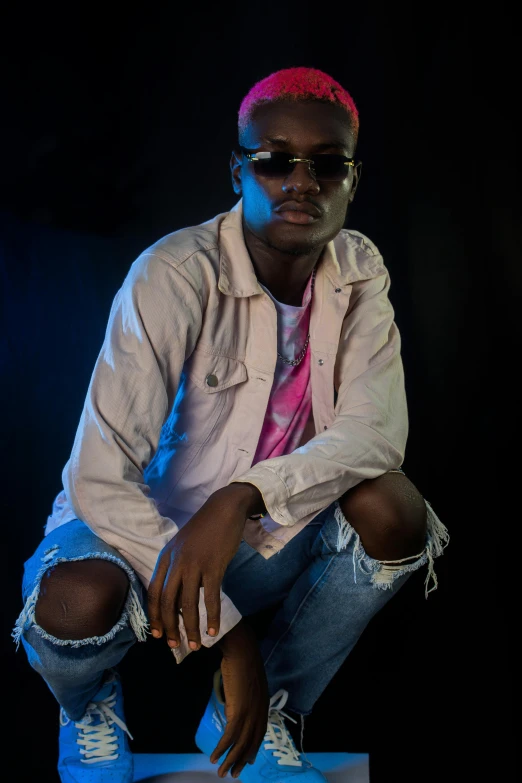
[1,5,513,782]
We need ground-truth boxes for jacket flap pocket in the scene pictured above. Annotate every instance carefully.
[188,351,248,393]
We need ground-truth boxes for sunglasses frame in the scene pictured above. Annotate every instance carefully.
[239,146,357,181]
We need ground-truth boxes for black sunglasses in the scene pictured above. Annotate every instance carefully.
[240,146,357,182]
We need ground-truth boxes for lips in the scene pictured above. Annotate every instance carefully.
[274,200,322,225]
[275,201,322,217]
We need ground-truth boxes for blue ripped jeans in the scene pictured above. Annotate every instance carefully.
[13,476,448,721]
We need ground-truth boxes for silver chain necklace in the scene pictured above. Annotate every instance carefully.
[277,266,317,367]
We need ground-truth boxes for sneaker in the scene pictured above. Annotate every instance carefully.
[195,670,327,781]
[58,671,133,782]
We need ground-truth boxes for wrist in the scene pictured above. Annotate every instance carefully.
[228,482,266,518]
[218,618,257,657]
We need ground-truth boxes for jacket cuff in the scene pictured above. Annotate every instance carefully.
[171,588,242,664]
[230,468,294,526]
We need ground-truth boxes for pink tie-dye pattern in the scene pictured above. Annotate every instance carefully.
[252,273,314,465]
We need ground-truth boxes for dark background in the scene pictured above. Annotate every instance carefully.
[1,4,513,782]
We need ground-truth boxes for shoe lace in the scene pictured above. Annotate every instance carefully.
[60,684,133,764]
[263,689,302,767]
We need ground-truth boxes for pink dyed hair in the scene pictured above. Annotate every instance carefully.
[238,67,359,142]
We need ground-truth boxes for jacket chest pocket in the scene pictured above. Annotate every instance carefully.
[147,351,249,503]
[163,350,249,447]
[188,351,248,395]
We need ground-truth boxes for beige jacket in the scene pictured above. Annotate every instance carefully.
[46,199,408,662]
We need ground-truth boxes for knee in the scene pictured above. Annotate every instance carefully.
[35,559,130,640]
[339,473,427,561]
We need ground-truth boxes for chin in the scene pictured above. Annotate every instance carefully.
[265,227,326,256]
[271,242,316,256]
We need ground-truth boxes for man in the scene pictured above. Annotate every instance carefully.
[13,67,449,782]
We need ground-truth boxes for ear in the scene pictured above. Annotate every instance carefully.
[348,161,362,204]
[230,149,242,196]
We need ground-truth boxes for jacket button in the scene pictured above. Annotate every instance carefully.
[335,287,342,293]
[318,359,324,366]
[206,374,218,387]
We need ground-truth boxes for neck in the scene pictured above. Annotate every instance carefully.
[243,223,324,306]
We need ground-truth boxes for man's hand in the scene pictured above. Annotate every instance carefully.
[212,619,269,779]
[147,482,263,650]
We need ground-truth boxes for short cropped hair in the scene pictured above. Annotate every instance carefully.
[238,67,359,144]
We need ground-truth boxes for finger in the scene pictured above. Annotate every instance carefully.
[160,566,183,648]
[230,733,257,779]
[241,705,268,768]
[210,719,240,764]
[147,554,170,638]
[202,574,222,637]
[218,725,252,779]
[181,576,203,649]
[247,724,266,765]
[212,716,252,777]
[233,723,264,773]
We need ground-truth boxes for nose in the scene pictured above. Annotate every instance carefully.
[281,161,320,196]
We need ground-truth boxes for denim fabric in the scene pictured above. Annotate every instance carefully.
[15,487,447,719]
[14,520,147,721]
[222,500,424,715]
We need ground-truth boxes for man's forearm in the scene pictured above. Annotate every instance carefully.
[203,483,264,656]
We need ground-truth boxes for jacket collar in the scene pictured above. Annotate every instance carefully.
[218,199,378,297]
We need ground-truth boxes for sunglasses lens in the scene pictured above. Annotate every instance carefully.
[253,153,293,178]
[312,155,349,181]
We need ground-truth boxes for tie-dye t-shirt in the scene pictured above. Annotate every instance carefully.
[252,272,314,466]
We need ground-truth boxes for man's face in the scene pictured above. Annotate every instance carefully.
[231,100,360,255]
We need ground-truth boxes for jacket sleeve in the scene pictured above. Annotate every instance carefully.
[63,251,241,661]
[231,266,408,526]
